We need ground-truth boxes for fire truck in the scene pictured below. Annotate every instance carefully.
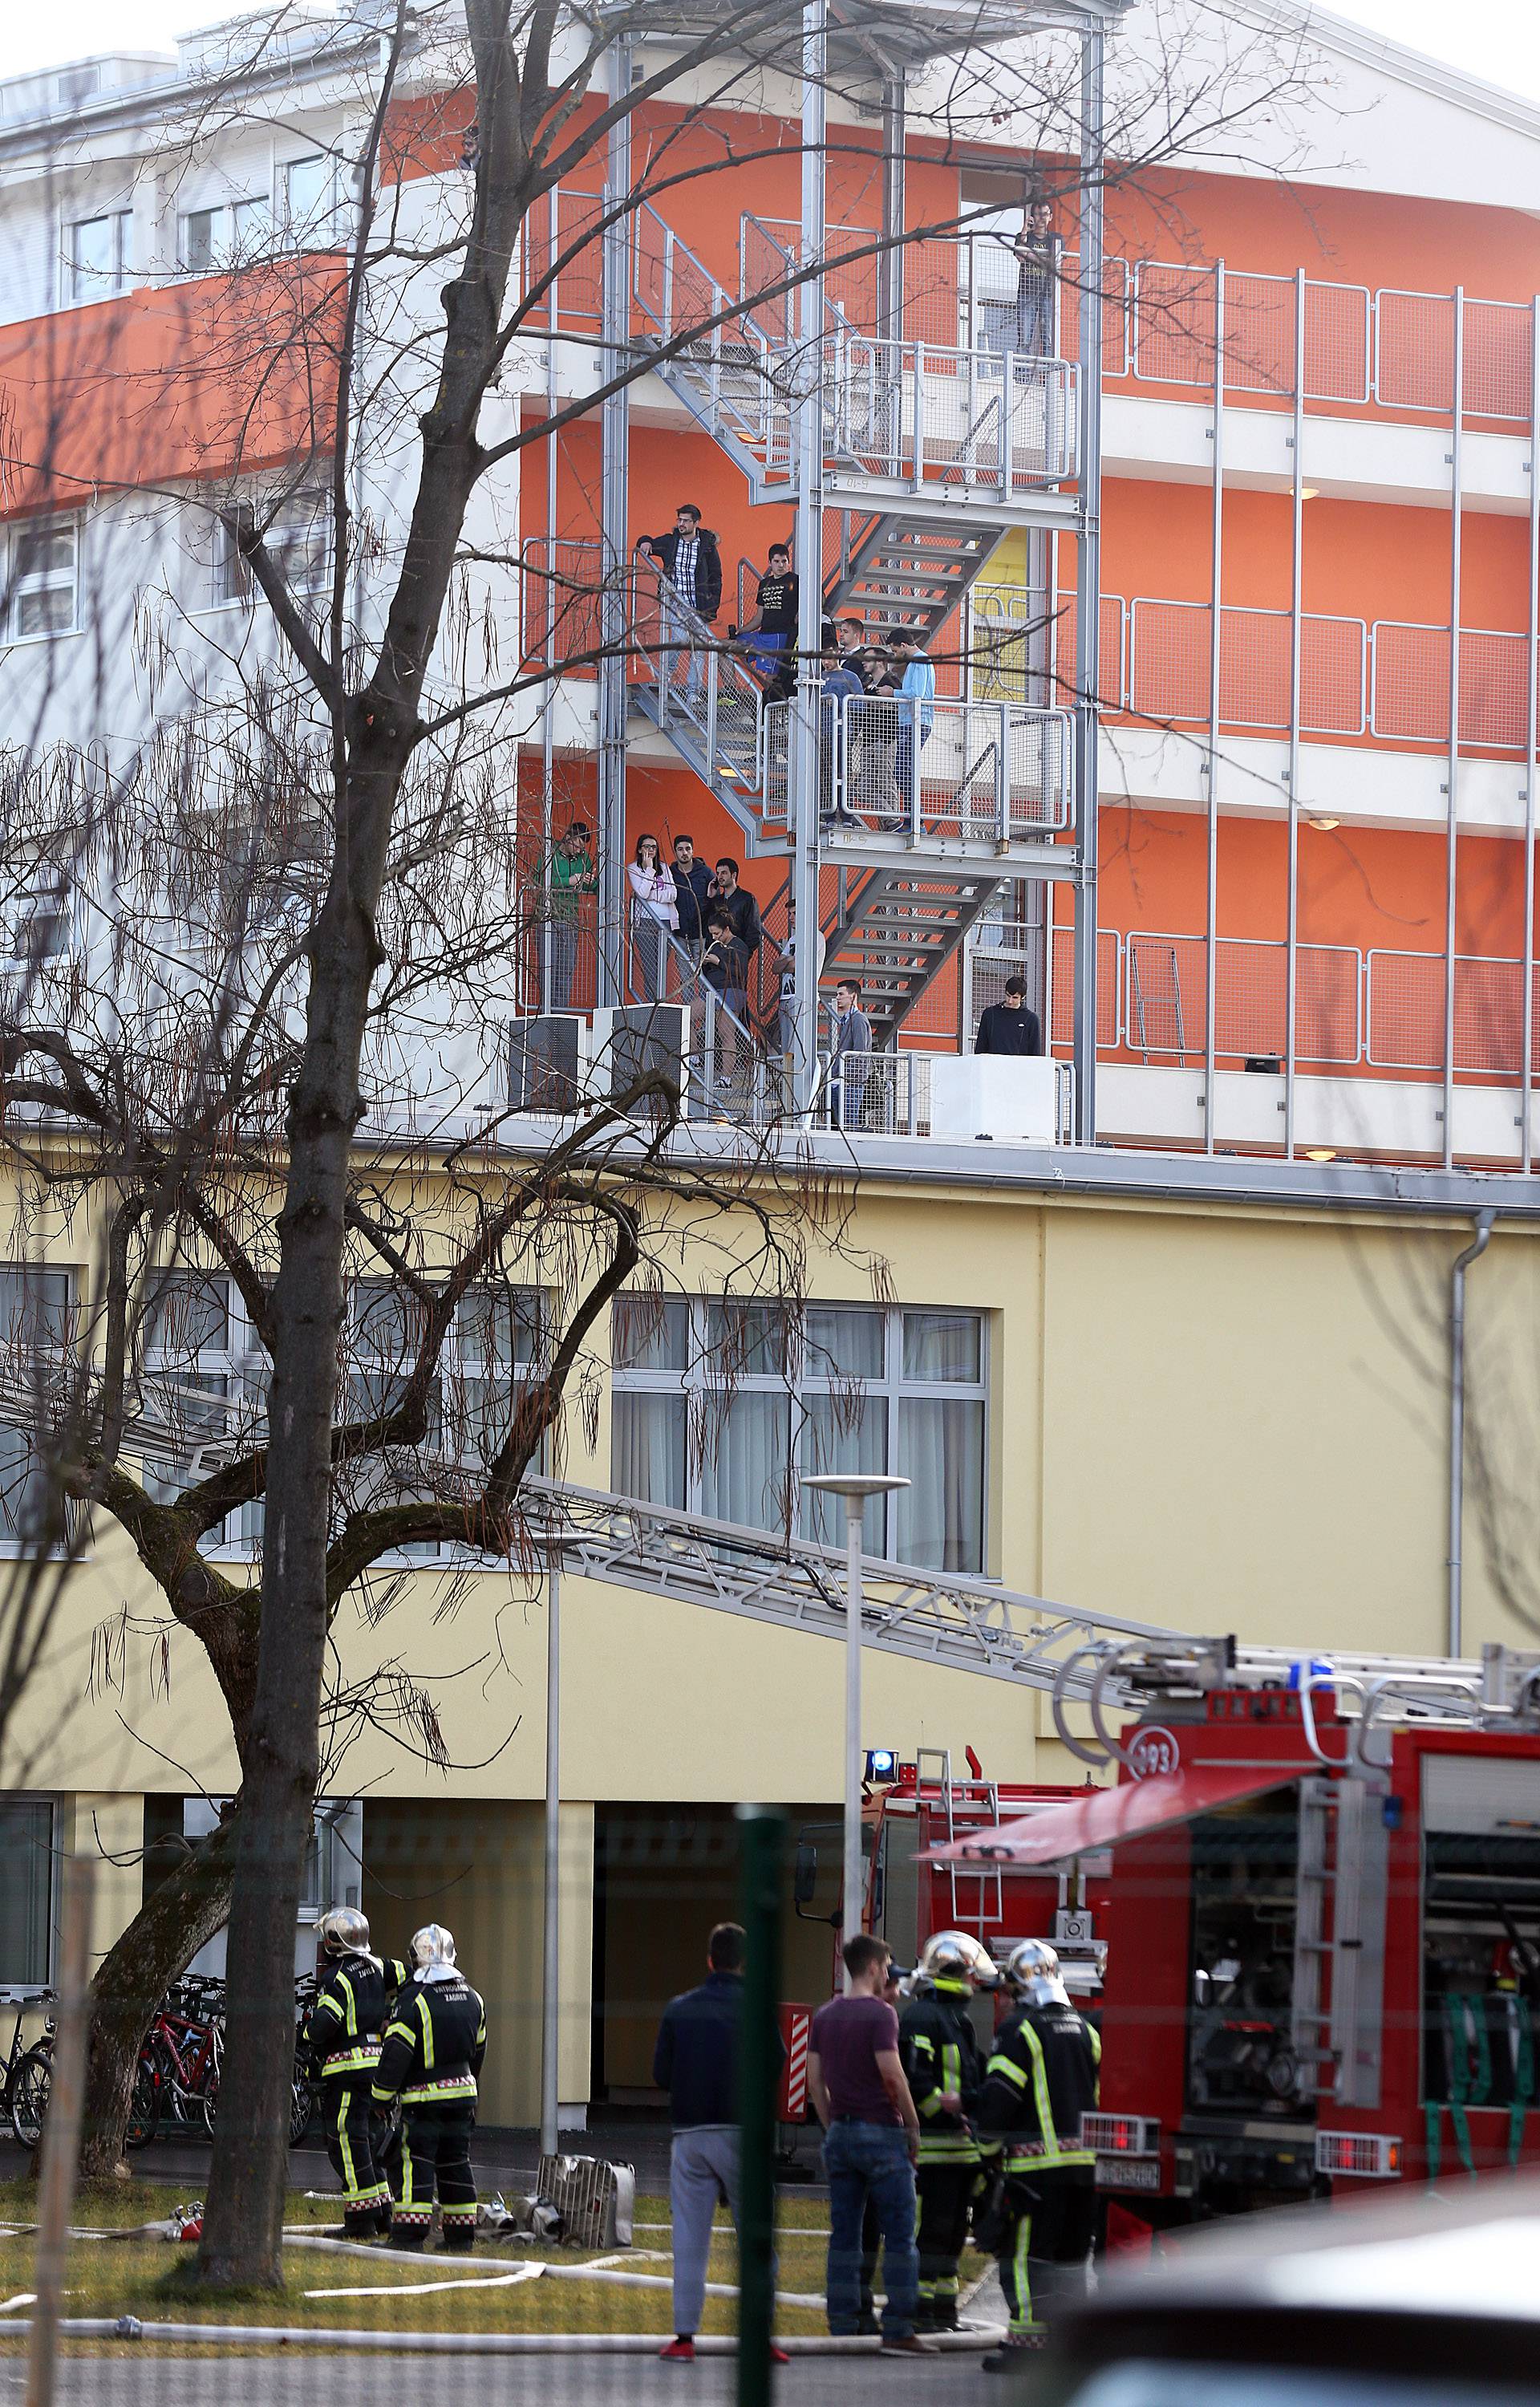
[934,1639,1540,2231]
[792,1745,1111,1999]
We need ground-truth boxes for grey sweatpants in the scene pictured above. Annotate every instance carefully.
[669,2124,740,2336]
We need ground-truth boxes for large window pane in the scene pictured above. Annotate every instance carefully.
[902,1309,981,1384]
[144,1269,229,1358]
[613,1294,688,1373]
[804,1305,883,1381]
[896,1396,984,1572]
[612,1392,687,1511]
[704,1301,788,1378]
[699,1391,789,1530]
[0,1801,51,1983]
[799,1392,888,1550]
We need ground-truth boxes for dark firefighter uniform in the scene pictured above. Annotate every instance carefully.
[975,1997,1100,2343]
[303,1950,408,2238]
[900,1979,985,2330]
[371,1972,488,2251]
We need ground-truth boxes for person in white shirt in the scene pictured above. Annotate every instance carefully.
[627,831,679,1002]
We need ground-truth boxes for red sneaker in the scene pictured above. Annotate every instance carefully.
[659,2339,696,2362]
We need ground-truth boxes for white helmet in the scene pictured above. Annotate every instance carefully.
[411,1922,456,1971]
[317,1907,371,1957]
[916,1930,995,1991]
[1002,1938,1068,2007]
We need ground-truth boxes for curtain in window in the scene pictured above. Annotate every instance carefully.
[799,1394,889,1552]
[896,1396,983,1572]
[0,1800,51,1984]
[613,1393,687,1512]
[699,1392,790,1532]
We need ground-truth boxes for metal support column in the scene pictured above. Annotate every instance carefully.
[1071,22,1105,1143]
[1284,267,1305,1159]
[1444,288,1465,1171]
[791,0,828,1113]
[540,324,559,1013]
[877,74,905,346]
[1203,261,1226,1154]
[597,36,633,1009]
[541,1557,561,2157]
[1524,298,1539,1171]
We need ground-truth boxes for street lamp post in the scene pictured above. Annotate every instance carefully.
[802,1474,910,1989]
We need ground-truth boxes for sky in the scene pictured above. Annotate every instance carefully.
[4,0,1540,102]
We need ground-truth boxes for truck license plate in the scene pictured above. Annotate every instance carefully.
[1096,2153,1161,2193]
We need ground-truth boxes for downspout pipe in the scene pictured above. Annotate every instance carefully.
[1449,1207,1497,1658]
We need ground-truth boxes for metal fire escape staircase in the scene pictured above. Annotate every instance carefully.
[626,202,1075,1045]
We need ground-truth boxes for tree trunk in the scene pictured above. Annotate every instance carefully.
[79,1816,240,2178]
[196,822,399,2285]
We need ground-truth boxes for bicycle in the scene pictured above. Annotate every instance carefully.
[0,1988,55,2152]
[140,1978,225,2137]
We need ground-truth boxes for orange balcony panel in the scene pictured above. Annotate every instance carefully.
[0,265,344,515]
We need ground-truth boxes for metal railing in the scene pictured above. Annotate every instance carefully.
[1128,599,1368,737]
[827,331,1079,494]
[520,535,604,669]
[627,554,768,802]
[825,693,1073,838]
[1366,949,1540,1077]
[1123,932,1363,1067]
[813,1048,1075,1140]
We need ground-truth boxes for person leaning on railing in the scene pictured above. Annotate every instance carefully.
[886,634,935,831]
[627,831,679,1003]
[545,821,596,1013]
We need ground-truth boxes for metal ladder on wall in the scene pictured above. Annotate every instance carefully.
[1129,940,1187,1065]
[1291,1778,1339,2101]
[916,1747,1004,1938]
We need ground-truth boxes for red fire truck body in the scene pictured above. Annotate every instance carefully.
[935,1655,1540,2230]
[796,1749,1111,1999]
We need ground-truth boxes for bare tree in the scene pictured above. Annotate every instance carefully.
[0,0,1325,2284]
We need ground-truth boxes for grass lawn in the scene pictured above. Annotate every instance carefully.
[0,2179,996,2351]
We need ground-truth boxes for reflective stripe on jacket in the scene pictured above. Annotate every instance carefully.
[901,1983,985,2165]
[371,1973,488,2109]
[304,1955,408,2080]
[976,2002,1100,2174]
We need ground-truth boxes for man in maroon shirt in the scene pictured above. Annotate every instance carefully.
[808,1934,933,2354]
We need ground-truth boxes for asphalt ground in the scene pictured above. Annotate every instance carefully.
[10,2354,1018,2406]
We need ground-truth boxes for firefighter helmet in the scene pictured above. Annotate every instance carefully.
[1001,1938,1068,2007]
[411,1922,456,1971]
[916,1930,995,1989]
[316,1907,371,1957]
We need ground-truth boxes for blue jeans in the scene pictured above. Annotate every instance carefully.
[823,2120,918,2339]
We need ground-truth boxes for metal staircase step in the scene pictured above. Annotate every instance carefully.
[825,514,1007,647]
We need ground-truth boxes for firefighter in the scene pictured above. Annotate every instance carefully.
[302,1908,409,2240]
[975,1938,1100,2372]
[371,1922,487,2254]
[901,1930,992,2332]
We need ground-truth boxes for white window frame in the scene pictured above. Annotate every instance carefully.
[142,1270,268,1553]
[278,152,338,245]
[345,1279,548,1559]
[66,209,133,302]
[610,1297,990,1572]
[206,481,331,612]
[0,879,72,976]
[178,193,270,276]
[3,518,80,645]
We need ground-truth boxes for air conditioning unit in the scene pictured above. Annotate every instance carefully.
[507,1014,586,1114]
[590,1005,687,1102]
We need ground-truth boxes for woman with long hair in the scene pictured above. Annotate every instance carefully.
[627,831,678,1002]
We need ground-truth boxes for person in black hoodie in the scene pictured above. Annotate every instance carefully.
[670,834,714,971]
[638,505,723,706]
[975,976,1043,1057]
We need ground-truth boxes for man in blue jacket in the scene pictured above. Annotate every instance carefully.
[652,1923,785,2364]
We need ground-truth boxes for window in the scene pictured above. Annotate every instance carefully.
[210,484,330,608]
[281,155,335,241]
[67,210,132,301]
[342,1278,546,1549]
[142,1271,268,1548]
[5,521,79,641]
[0,1800,52,1984]
[0,880,71,972]
[611,1298,987,1572]
[180,194,269,274]
[0,1269,74,1552]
